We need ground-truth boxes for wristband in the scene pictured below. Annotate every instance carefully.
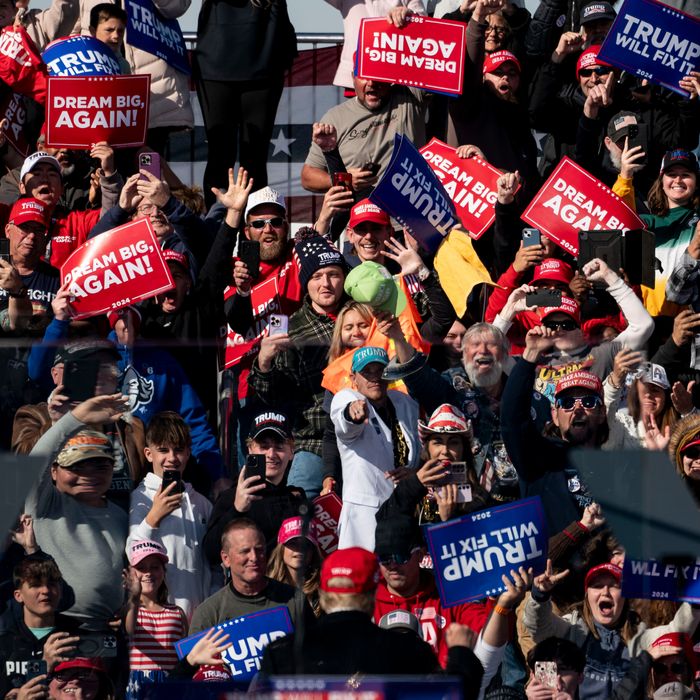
[494,604,512,616]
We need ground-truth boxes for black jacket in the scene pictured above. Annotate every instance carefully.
[203,480,308,565]
[0,606,80,697]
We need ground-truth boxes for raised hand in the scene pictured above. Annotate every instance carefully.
[533,558,569,593]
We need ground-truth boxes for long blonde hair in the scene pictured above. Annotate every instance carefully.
[327,301,374,362]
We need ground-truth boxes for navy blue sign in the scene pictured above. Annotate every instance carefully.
[42,36,122,77]
[598,0,699,96]
[370,134,459,254]
[622,558,700,603]
[126,0,190,76]
[424,496,548,607]
[174,606,293,680]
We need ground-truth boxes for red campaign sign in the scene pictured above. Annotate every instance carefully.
[60,219,174,320]
[312,493,342,556]
[521,157,646,256]
[356,16,466,96]
[0,92,29,156]
[46,74,150,149]
[419,138,515,239]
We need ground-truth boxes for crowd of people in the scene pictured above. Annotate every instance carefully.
[0,0,699,697]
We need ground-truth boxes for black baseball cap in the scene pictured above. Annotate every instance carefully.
[660,149,699,175]
[249,411,293,441]
[580,1,616,25]
[53,339,120,367]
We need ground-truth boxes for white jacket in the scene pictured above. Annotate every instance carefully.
[128,472,213,620]
[331,388,420,550]
[78,0,193,129]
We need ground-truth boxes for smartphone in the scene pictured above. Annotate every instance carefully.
[625,123,648,167]
[245,453,266,485]
[25,660,47,683]
[138,151,161,180]
[522,228,541,247]
[70,633,118,658]
[268,313,288,336]
[535,661,558,689]
[0,238,10,263]
[238,240,261,281]
[526,289,562,308]
[161,469,183,494]
[332,172,353,191]
[362,161,380,176]
[62,357,100,402]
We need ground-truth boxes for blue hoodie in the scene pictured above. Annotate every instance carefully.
[28,318,225,481]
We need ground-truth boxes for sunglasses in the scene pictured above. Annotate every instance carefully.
[379,547,421,566]
[555,395,603,411]
[247,217,285,230]
[652,661,686,675]
[543,320,579,332]
[683,446,700,460]
[579,67,614,77]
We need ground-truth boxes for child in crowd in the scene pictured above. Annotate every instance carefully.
[127,412,213,620]
[89,3,130,74]
[0,555,80,698]
[123,540,187,700]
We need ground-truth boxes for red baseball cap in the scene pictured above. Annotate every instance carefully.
[652,633,697,673]
[576,46,612,79]
[8,198,49,228]
[54,658,107,674]
[320,547,379,594]
[555,370,604,398]
[192,663,233,682]
[483,50,521,75]
[348,199,391,229]
[532,259,574,286]
[163,249,189,270]
[106,306,141,329]
[541,295,581,324]
[584,563,622,589]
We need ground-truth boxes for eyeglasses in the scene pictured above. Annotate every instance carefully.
[247,217,285,230]
[51,671,99,684]
[579,67,614,77]
[555,395,603,411]
[543,320,579,332]
[136,203,160,215]
[683,446,700,460]
[652,661,686,676]
[484,26,507,34]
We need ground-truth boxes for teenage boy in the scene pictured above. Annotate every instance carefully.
[0,556,80,698]
[127,412,213,620]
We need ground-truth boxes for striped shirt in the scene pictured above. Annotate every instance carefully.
[129,606,185,671]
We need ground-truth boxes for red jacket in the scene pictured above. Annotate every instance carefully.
[374,572,493,668]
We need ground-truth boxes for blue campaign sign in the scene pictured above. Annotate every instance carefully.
[622,558,700,604]
[370,134,459,254]
[42,36,122,76]
[125,0,190,76]
[597,0,700,96]
[424,496,548,607]
[174,606,293,680]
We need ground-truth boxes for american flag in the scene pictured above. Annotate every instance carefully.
[168,44,344,226]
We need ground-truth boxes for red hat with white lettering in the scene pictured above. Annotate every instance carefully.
[540,295,581,324]
[555,371,604,398]
[532,259,575,286]
[348,199,391,229]
[576,46,612,79]
[320,547,379,594]
[8,198,49,228]
[483,50,521,75]
[163,249,189,270]
[584,562,622,589]
[192,663,233,682]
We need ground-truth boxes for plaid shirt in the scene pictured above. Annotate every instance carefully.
[248,297,337,455]
[666,250,700,311]
[666,250,700,369]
